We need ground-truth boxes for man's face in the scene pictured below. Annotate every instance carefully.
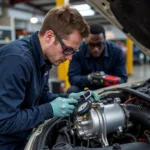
[44,30,82,66]
[86,33,105,58]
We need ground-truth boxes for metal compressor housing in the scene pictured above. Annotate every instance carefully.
[74,99,126,146]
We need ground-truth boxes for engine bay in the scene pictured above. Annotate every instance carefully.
[28,79,150,150]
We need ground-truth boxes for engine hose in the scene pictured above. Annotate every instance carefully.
[125,104,150,129]
[64,131,71,144]
[124,133,137,142]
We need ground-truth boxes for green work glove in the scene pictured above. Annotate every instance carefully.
[50,97,78,117]
[90,91,100,102]
[69,91,100,102]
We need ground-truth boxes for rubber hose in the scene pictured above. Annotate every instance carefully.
[64,131,71,144]
[125,104,150,129]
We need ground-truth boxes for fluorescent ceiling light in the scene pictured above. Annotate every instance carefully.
[106,31,115,40]
[71,4,95,16]
[71,4,91,11]
[79,9,95,17]
[30,17,38,24]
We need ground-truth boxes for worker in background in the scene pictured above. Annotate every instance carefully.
[67,24,128,93]
[0,5,100,150]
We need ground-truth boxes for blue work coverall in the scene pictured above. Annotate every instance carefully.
[0,32,65,149]
[68,41,128,91]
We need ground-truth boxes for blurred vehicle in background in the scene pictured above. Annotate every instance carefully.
[133,44,150,64]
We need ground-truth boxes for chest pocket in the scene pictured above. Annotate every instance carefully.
[104,58,115,74]
[81,59,94,74]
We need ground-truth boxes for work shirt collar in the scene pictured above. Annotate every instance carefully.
[30,31,52,70]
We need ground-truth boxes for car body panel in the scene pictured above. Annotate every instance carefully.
[87,0,150,56]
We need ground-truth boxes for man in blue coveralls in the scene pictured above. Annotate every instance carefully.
[0,5,100,150]
[67,24,128,93]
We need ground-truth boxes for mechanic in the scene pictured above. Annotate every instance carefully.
[67,24,128,93]
[0,5,100,150]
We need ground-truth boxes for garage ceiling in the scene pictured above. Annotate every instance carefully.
[8,0,110,24]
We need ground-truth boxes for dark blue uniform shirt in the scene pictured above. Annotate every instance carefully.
[0,32,65,149]
[68,41,128,90]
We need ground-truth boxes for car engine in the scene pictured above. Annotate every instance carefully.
[28,79,150,150]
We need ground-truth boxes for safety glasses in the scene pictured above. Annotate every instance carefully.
[54,31,79,55]
[87,41,104,49]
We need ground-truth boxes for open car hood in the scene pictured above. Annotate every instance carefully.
[87,0,150,56]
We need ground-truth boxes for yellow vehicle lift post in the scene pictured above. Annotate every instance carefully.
[56,0,70,89]
[126,37,133,75]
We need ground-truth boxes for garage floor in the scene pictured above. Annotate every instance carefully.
[128,64,150,82]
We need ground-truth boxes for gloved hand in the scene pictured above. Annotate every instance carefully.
[88,71,106,84]
[50,97,78,117]
[69,91,100,102]
[69,91,84,99]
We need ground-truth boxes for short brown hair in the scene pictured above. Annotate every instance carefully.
[39,4,90,38]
